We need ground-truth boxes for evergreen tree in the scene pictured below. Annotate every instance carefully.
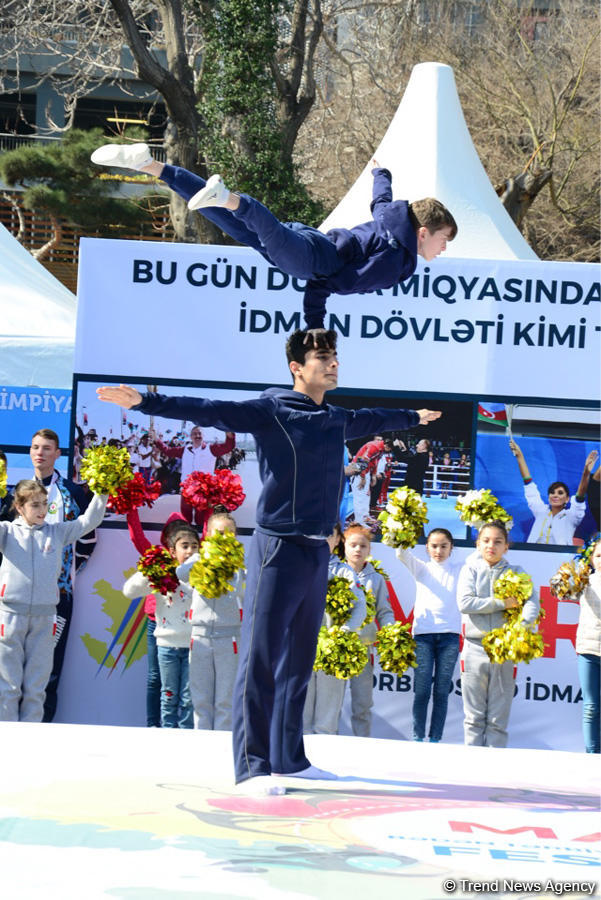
[0,128,161,257]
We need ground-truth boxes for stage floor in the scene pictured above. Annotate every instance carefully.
[0,723,598,900]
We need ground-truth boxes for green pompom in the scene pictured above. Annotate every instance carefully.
[188,531,244,599]
[375,621,417,675]
[378,487,429,549]
[79,445,134,495]
[313,626,368,679]
[482,622,545,664]
[455,488,513,531]
[325,576,357,627]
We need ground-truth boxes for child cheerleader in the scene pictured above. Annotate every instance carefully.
[572,538,601,753]
[0,480,107,721]
[177,511,245,730]
[457,520,539,747]
[396,528,462,743]
[338,523,395,737]
[304,523,365,735]
[123,521,200,728]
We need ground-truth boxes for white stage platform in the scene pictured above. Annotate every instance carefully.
[0,723,598,900]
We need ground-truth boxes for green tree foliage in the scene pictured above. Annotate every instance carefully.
[198,0,324,224]
[0,128,158,236]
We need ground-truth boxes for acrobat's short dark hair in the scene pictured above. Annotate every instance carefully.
[409,198,457,239]
[285,329,337,366]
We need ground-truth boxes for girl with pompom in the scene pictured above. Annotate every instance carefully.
[457,520,539,747]
[304,523,365,735]
[335,523,395,736]
[123,521,200,728]
[396,528,462,743]
[568,537,601,753]
[176,511,245,731]
[0,480,107,721]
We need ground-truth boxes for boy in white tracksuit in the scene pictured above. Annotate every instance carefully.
[0,481,107,721]
[176,512,245,730]
[457,521,539,748]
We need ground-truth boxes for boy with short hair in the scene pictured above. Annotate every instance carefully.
[91,144,457,329]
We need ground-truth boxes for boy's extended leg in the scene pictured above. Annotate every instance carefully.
[159,165,268,254]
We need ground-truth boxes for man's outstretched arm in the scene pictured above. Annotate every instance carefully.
[97,385,271,435]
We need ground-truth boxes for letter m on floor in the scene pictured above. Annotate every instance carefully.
[449,821,557,838]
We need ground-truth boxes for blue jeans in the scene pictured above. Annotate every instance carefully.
[413,632,460,741]
[146,618,161,728]
[157,646,193,729]
[577,653,600,753]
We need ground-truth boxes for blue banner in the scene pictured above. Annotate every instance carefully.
[0,385,72,448]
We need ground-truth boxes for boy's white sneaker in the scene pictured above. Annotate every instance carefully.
[90,143,153,171]
[236,775,286,796]
[188,174,230,210]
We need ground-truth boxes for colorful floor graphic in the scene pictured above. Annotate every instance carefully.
[0,725,598,899]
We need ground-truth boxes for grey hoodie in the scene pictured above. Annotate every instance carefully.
[457,550,539,642]
[0,493,107,614]
[176,553,245,638]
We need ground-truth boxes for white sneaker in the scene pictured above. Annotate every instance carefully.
[188,174,230,210]
[90,143,153,171]
[236,775,286,796]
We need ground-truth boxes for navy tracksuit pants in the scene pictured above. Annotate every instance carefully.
[160,165,342,281]
[231,530,330,783]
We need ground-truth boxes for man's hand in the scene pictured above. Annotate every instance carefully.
[504,596,520,610]
[96,384,143,409]
[416,409,442,425]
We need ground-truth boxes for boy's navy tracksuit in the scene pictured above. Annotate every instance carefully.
[159,165,418,329]
[134,389,420,783]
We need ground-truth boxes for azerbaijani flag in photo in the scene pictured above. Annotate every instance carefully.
[478,402,508,427]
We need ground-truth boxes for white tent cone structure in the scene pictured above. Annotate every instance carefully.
[0,222,76,387]
[320,61,538,261]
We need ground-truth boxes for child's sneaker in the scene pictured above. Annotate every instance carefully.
[188,174,230,210]
[90,143,153,171]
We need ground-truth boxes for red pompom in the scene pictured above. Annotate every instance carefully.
[181,469,246,513]
[107,473,161,514]
[138,545,179,595]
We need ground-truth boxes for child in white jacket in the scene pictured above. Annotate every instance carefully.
[177,512,245,730]
[396,528,462,743]
[123,521,199,728]
[0,479,107,721]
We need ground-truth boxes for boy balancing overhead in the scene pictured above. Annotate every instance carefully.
[98,329,441,795]
[91,144,457,329]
